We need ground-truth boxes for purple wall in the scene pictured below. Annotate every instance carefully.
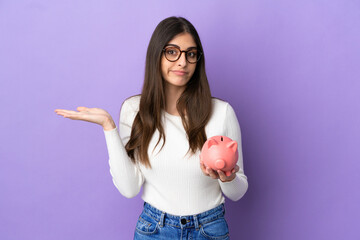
[1,0,359,239]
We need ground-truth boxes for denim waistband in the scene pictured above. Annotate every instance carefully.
[142,202,225,229]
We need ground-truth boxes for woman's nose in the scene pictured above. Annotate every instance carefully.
[177,52,187,66]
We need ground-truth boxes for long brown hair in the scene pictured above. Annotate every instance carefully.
[125,16,212,168]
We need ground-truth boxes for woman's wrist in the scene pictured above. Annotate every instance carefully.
[103,117,116,131]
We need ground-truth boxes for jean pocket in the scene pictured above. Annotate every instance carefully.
[135,212,159,235]
[200,217,229,240]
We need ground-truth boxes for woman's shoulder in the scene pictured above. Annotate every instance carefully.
[211,96,231,109]
[209,97,231,121]
[210,97,238,120]
[122,94,141,111]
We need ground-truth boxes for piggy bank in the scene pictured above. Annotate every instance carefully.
[200,136,238,176]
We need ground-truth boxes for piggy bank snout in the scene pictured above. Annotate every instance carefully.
[215,159,225,169]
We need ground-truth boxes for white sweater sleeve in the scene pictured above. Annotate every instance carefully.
[103,100,144,198]
[218,103,249,201]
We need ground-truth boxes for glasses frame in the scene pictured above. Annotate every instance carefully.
[162,45,202,64]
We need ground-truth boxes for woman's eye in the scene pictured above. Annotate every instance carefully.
[188,51,197,58]
[167,49,178,55]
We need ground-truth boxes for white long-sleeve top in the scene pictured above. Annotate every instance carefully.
[103,95,248,216]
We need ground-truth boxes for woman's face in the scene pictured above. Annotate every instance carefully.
[161,32,197,92]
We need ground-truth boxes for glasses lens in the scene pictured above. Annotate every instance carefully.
[186,49,199,63]
[164,47,180,61]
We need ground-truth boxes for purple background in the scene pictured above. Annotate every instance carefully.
[1,0,359,239]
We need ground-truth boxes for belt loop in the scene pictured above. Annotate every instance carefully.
[193,215,200,230]
[159,212,165,228]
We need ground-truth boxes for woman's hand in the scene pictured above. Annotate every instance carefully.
[54,107,116,131]
[200,162,239,182]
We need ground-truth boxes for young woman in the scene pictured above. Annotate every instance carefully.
[55,16,248,240]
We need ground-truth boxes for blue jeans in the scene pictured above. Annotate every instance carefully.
[134,202,230,240]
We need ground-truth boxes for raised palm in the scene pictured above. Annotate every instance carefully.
[55,107,115,130]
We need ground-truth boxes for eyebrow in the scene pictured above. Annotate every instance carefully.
[165,44,197,50]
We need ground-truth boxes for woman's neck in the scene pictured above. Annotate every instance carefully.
[165,85,185,116]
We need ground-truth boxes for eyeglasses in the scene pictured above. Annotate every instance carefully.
[162,46,202,64]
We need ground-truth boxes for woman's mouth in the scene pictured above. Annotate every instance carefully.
[172,70,187,76]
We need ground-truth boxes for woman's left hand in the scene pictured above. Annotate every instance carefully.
[200,163,239,182]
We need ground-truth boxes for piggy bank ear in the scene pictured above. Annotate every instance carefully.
[208,139,218,148]
[226,141,238,152]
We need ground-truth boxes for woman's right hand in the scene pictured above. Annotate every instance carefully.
[54,107,116,131]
